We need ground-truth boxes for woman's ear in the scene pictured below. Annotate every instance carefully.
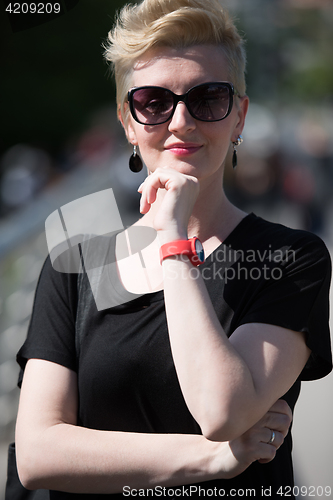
[232,95,249,142]
[118,103,138,145]
[117,103,124,127]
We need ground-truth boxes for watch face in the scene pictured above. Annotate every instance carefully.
[195,239,205,263]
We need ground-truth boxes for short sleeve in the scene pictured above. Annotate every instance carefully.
[238,233,332,381]
[17,256,78,377]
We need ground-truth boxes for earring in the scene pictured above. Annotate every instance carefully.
[129,145,143,173]
[232,135,243,169]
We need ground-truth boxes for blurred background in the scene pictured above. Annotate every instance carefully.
[0,0,332,497]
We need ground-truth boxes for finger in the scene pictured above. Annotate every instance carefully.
[259,401,292,438]
[268,399,293,421]
[261,429,284,449]
[252,442,277,464]
[257,429,285,464]
[139,169,182,213]
[244,426,284,451]
[145,167,197,191]
[141,170,169,197]
[258,453,276,464]
[139,176,163,213]
[262,411,292,438]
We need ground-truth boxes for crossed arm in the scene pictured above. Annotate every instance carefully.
[16,359,291,494]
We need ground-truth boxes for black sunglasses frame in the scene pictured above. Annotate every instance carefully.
[127,82,239,126]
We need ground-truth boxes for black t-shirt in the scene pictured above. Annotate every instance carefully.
[17,214,332,499]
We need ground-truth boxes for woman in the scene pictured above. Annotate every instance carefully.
[15,0,332,498]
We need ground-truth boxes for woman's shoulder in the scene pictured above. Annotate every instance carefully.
[239,213,331,259]
[38,253,79,291]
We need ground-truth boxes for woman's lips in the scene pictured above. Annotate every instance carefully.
[165,144,203,156]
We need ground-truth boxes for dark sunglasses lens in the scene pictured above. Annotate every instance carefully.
[188,84,231,121]
[132,88,174,124]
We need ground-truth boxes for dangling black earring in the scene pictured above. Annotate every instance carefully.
[232,135,243,169]
[129,145,143,173]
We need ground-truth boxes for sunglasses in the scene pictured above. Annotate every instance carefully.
[127,82,239,126]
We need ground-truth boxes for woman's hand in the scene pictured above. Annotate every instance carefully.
[138,167,200,243]
[213,399,292,480]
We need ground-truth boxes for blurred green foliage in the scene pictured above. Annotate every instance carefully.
[277,7,333,103]
[233,2,333,105]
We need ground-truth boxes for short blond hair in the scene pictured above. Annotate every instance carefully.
[104,0,246,123]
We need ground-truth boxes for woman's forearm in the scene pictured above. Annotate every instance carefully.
[17,425,226,494]
[16,360,229,494]
[162,256,256,440]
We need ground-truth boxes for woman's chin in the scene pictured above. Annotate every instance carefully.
[148,159,201,177]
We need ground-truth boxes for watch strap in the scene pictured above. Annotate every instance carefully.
[159,237,204,266]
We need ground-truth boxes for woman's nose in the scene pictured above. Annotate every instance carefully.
[168,101,196,134]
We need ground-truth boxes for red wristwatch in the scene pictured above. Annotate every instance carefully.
[159,237,205,266]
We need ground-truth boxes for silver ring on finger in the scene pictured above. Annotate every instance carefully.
[268,430,276,444]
